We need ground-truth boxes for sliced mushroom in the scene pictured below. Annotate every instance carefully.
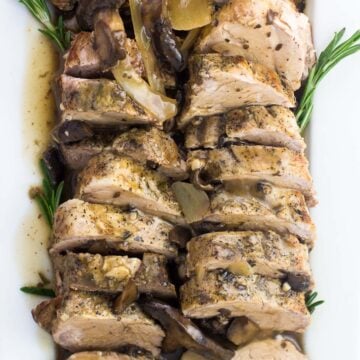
[142,300,234,360]
[191,169,216,192]
[55,121,94,144]
[42,146,65,186]
[76,0,125,30]
[32,296,62,332]
[154,17,184,72]
[169,226,193,249]
[94,19,126,70]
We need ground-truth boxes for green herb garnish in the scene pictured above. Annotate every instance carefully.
[305,291,324,314]
[19,0,71,51]
[20,286,56,297]
[35,159,64,227]
[297,28,360,133]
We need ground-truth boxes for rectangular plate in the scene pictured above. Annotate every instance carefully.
[0,0,359,358]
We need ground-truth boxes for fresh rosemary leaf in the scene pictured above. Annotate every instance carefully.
[20,286,56,297]
[297,28,360,133]
[19,0,71,51]
[35,159,64,227]
[305,291,324,314]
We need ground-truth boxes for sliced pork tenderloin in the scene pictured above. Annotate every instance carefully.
[186,230,312,291]
[185,106,305,152]
[179,54,295,127]
[188,144,316,206]
[195,184,316,246]
[76,153,183,223]
[181,271,310,332]
[51,199,177,258]
[197,0,316,91]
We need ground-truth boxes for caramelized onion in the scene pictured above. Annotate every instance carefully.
[167,0,213,31]
[129,0,165,93]
[112,58,177,122]
[172,182,210,223]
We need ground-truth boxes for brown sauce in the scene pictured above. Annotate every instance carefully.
[22,30,58,166]
[18,28,58,357]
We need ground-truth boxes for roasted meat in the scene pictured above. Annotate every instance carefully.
[197,0,316,91]
[181,271,310,332]
[186,231,312,291]
[52,199,177,258]
[54,253,142,293]
[112,127,187,179]
[54,252,176,298]
[189,144,316,205]
[197,185,316,246]
[185,106,306,152]
[179,53,295,127]
[58,75,160,127]
[59,127,186,178]
[50,292,164,355]
[76,153,183,223]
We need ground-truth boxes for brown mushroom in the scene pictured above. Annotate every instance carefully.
[55,121,94,144]
[169,226,193,249]
[191,169,217,192]
[32,296,62,332]
[142,300,234,360]
[286,272,312,292]
[94,20,126,70]
[76,0,125,30]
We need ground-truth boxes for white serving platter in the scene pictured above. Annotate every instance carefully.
[0,0,359,359]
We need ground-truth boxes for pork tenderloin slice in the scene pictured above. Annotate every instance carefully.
[112,127,187,180]
[179,54,295,127]
[51,199,177,258]
[76,153,183,223]
[58,75,160,127]
[180,271,310,332]
[54,252,176,298]
[54,253,142,293]
[190,144,316,206]
[51,292,164,355]
[232,338,307,359]
[59,127,186,178]
[196,184,316,246]
[185,106,305,152]
[196,0,316,91]
[186,230,312,291]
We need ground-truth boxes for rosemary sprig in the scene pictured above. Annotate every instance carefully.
[305,291,324,314]
[297,28,360,133]
[20,286,56,297]
[35,159,64,227]
[19,0,71,51]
